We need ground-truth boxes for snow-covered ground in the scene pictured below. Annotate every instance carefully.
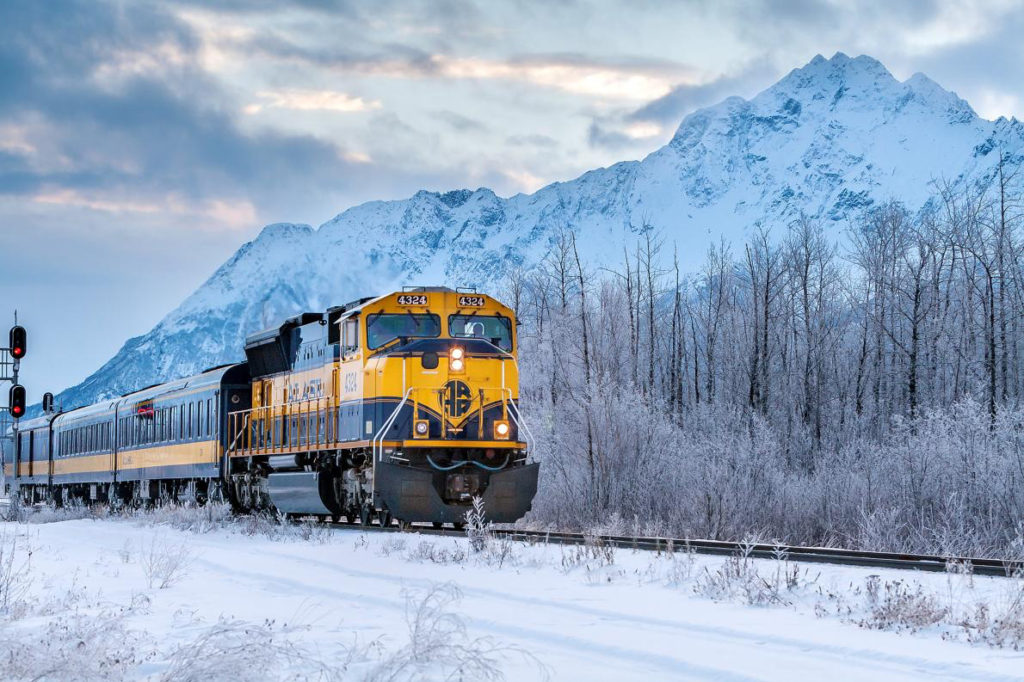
[1,509,1023,680]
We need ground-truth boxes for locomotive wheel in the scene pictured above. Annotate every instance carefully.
[452,522,465,531]
[378,511,392,528]
[432,522,443,530]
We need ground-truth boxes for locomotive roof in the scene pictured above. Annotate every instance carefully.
[244,311,324,350]
[244,287,498,348]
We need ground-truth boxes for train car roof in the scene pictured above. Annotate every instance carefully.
[13,412,59,431]
[117,363,248,404]
[49,363,248,430]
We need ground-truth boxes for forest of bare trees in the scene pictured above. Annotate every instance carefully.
[509,158,1024,558]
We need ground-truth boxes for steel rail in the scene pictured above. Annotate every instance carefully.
[324,522,1023,578]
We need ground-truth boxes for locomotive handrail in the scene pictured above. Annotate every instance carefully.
[224,411,250,456]
[227,397,337,458]
[372,387,414,463]
[370,387,414,509]
[502,388,535,457]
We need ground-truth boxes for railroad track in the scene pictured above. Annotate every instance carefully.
[331,522,1024,578]
[9,499,1020,578]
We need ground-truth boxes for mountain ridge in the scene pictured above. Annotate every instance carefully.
[51,52,1024,410]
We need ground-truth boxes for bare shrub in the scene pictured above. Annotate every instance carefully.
[135,502,234,534]
[366,583,545,682]
[559,537,615,572]
[664,543,697,586]
[14,499,94,525]
[158,618,356,681]
[466,496,491,553]
[0,606,147,681]
[377,536,408,557]
[294,518,333,545]
[484,534,516,568]
[859,576,947,632]
[406,540,467,565]
[142,536,193,589]
[0,529,32,619]
[238,510,285,538]
[955,577,1024,649]
[694,546,813,606]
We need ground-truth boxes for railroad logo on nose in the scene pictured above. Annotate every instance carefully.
[443,380,472,418]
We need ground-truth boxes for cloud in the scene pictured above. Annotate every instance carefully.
[629,64,778,126]
[506,133,558,148]
[238,28,702,102]
[433,110,488,132]
[428,55,684,101]
[502,169,547,193]
[587,121,634,150]
[0,0,384,226]
[31,189,259,230]
[245,89,382,114]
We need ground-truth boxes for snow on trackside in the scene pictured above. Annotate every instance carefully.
[2,510,1024,681]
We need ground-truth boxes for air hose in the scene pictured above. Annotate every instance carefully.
[426,454,510,471]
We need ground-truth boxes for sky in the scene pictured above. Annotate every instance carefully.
[2,0,1024,401]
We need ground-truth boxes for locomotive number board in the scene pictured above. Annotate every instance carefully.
[458,295,486,307]
[397,294,429,306]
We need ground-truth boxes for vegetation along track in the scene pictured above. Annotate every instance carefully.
[331,522,1024,578]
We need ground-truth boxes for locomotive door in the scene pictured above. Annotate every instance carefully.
[27,430,33,478]
[251,379,272,448]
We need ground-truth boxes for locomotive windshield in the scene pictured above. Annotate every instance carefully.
[448,314,513,351]
[366,313,441,349]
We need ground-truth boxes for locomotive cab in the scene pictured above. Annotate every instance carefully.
[359,289,537,523]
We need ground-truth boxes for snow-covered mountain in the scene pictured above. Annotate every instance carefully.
[56,52,1024,408]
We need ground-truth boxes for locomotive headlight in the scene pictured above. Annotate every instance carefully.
[413,419,429,438]
[494,420,510,440]
[450,347,465,373]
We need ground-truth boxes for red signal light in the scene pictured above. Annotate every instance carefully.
[9,384,26,420]
[9,326,25,360]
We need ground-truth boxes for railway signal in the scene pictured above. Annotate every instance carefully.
[9,325,25,359]
[9,384,25,419]
[42,392,54,413]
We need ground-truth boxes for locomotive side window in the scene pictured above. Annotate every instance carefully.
[448,314,514,351]
[342,318,360,355]
[366,313,440,349]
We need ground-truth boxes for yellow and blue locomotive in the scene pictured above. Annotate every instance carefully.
[3,287,539,527]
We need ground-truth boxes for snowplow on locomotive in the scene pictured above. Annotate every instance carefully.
[3,288,539,527]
